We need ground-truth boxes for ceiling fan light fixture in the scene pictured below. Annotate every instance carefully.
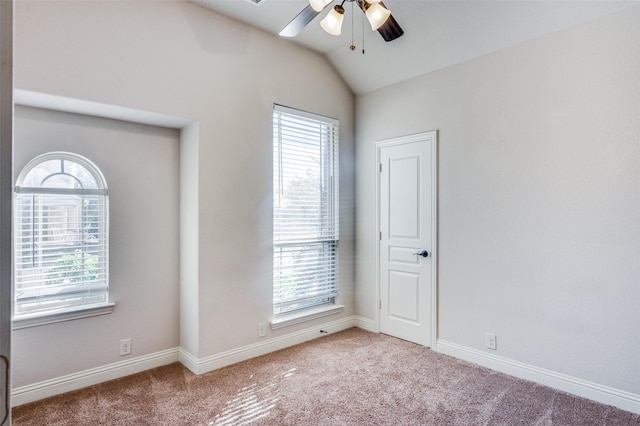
[309,0,332,13]
[365,3,391,31]
[320,5,345,36]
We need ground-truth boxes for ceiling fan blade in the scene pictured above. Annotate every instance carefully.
[357,1,404,42]
[279,4,321,38]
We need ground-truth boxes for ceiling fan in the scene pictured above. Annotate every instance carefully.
[279,0,403,42]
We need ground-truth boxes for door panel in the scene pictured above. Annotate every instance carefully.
[388,246,421,265]
[379,132,436,347]
[388,156,420,239]
[388,270,420,322]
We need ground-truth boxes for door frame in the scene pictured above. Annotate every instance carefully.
[0,1,12,423]
[375,131,438,349]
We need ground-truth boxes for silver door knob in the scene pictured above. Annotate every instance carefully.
[413,250,429,258]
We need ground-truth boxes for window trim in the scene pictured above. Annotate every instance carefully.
[270,304,344,330]
[12,302,115,330]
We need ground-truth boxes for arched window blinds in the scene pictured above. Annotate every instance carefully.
[14,152,109,318]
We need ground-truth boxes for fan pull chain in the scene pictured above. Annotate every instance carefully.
[362,3,365,55]
[350,1,356,51]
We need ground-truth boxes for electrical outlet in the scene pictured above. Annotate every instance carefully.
[485,333,497,350]
[120,338,132,356]
[258,322,266,338]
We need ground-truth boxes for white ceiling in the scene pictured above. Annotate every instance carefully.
[192,0,636,94]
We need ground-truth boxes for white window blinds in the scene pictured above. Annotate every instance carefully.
[14,153,109,318]
[273,105,339,315]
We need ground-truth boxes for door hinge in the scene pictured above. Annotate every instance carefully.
[379,231,382,241]
[379,163,382,172]
[379,300,382,309]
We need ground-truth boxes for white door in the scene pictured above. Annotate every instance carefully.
[378,132,436,347]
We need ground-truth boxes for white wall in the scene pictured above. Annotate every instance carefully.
[12,106,181,387]
[356,5,640,396]
[14,0,355,387]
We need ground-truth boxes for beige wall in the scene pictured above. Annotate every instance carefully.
[356,5,640,396]
[14,0,355,386]
[16,0,639,411]
[13,106,181,387]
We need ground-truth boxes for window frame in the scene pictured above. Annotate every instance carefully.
[13,152,113,329]
[272,105,341,326]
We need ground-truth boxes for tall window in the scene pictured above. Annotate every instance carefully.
[273,105,339,315]
[14,152,109,319]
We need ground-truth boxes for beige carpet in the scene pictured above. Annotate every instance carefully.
[12,328,640,425]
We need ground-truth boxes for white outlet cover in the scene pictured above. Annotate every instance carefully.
[258,322,267,337]
[120,338,132,356]
[485,333,497,350]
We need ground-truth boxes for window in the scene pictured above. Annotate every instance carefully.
[273,105,339,317]
[14,152,109,321]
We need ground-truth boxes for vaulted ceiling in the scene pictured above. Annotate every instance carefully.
[192,0,635,95]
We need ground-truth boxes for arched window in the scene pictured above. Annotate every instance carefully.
[14,152,109,319]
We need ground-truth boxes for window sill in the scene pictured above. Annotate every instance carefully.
[271,304,344,330]
[12,302,116,330]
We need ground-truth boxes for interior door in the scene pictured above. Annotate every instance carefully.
[378,132,436,347]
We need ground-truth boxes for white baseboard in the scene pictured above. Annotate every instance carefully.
[11,347,180,406]
[437,339,640,415]
[12,316,365,406]
[352,315,376,332]
[180,315,359,375]
[15,325,638,417]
